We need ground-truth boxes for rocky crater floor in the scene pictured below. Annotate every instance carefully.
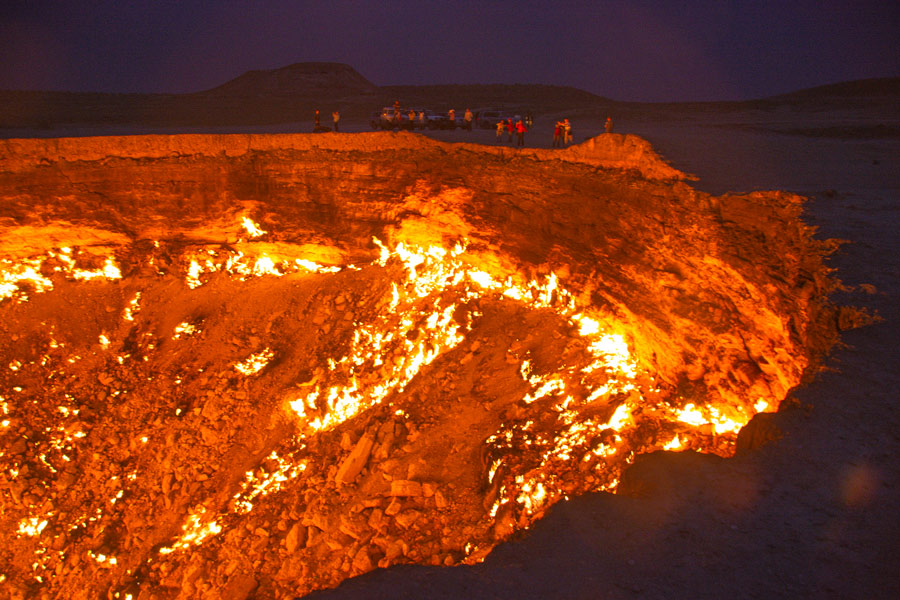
[0,132,852,599]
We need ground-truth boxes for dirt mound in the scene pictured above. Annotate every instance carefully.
[0,132,840,599]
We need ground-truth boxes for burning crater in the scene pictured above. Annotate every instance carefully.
[0,132,839,599]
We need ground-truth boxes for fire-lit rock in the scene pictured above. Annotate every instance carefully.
[0,131,840,598]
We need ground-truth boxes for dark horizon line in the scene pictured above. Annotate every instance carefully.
[1,69,898,106]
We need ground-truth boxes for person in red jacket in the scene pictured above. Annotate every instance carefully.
[515,119,526,147]
[506,118,514,143]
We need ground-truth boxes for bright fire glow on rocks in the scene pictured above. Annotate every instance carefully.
[242,216,267,238]
[234,348,275,375]
[0,248,123,303]
[1,225,787,597]
[231,451,308,514]
[159,505,223,554]
[17,517,48,537]
[184,247,343,289]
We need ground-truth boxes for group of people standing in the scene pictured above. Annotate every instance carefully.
[552,116,612,147]
[495,118,529,147]
[492,114,613,148]
[314,106,614,148]
[552,118,573,147]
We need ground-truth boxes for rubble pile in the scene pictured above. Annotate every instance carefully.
[0,132,840,599]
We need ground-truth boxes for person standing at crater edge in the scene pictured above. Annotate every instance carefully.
[332,110,340,132]
[605,116,613,133]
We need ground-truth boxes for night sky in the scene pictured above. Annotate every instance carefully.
[1,0,898,102]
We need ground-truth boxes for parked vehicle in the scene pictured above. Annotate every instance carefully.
[427,112,455,130]
[370,107,417,130]
[369,111,385,130]
[476,110,518,129]
[423,110,446,129]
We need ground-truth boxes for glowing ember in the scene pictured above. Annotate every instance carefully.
[122,292,141,321]
[663,435,684,451]
[0,259,52,301]
[17,517,49,537]
[234,348,275,375]
[159,505,222,554]
[0,249,122,303]
[294,258,342,273]
[181,245,346,289]
[242,216,267,238]
[676,403,707,427]
[231,451,308,514]
[172,321,199,339]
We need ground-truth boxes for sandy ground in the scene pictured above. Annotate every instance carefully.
[297,111,900,598]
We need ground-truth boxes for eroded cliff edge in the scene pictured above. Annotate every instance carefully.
[0,132,840,599]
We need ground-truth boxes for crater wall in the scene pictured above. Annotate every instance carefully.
[0,132,840,599]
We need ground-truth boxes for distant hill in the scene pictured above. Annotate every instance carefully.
[197,62,379,97]
[762,77,900,102]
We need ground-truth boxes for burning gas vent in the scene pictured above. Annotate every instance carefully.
[0,133,839,599]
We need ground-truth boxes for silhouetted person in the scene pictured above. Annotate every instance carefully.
[605,116,613,133]
[332,111,340,132]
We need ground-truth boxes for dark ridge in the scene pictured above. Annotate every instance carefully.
[761,77,900,102]
[196,62,379,97]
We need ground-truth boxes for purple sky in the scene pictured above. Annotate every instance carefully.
[1,1,898,102]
